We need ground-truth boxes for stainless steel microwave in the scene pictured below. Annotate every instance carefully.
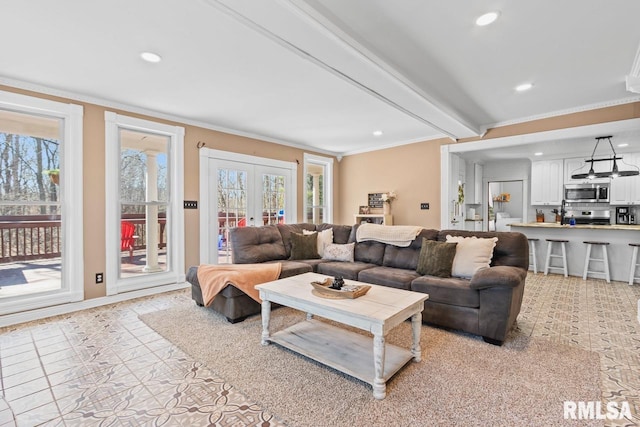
[564,184,609,203]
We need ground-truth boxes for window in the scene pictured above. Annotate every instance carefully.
[303,153,333,224]
[0,90,83,315]
[105,112,184,295]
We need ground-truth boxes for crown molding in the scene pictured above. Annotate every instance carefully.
[485,97,640,129]
[0,76,340,157]
[342,134,454,157]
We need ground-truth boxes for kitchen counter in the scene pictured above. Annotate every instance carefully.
[510,222,640,231]
[508,222,640,282]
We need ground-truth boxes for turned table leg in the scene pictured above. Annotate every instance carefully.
[372,333,386,399]
[261,300,271,346]
[411,312,422,362]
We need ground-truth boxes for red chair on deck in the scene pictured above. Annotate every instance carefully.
[121,221,137,262]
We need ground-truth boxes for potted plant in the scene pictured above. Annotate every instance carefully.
[43,169,60,185]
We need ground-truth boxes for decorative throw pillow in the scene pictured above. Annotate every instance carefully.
[445,235,498,278]
[289,232,320,260]
[416,239,458,278]
[303,228,334,257]
[322,243,355,262]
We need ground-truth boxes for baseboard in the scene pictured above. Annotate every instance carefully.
[0,282,189,328]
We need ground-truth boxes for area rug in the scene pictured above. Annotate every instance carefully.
[140,306,602,427]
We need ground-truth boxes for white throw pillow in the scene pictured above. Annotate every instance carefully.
[303,228,333,257]
[445,235,498,278]
[322,243,355,262]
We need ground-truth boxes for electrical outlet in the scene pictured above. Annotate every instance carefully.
[95,273,104,284]
[420,203,430,210]
[183,200,198,209]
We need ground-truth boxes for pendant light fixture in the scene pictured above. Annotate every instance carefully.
[570,136,639,179]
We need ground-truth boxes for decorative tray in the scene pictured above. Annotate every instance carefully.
[310,278,371,299]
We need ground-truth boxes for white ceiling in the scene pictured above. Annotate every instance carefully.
[2,0,640,157]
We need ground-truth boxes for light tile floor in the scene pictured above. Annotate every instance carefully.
[0,273,638,426]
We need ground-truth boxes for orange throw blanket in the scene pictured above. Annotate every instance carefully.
[197,263,282,307]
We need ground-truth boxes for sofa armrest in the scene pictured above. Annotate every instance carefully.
[469,266,527,290]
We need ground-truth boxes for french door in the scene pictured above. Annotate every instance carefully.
[199,149,296,265]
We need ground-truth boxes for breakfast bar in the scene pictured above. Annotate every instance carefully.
[510,222,640,283]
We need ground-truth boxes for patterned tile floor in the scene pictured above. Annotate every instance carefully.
[0,273,638,426]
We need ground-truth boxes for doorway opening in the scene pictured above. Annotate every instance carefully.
[487,180,524,231]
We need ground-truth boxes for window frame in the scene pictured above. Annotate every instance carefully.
[0,90,84,314]
[104,112,185,295]
[303,153,333,224]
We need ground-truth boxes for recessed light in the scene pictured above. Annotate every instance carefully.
[618,143,629,147]
[534,152,543,156]
[475,11,500,26]
[140,52,162,63]
[373,130,383,137]
[515,82,534,92]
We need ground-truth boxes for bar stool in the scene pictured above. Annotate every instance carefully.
[544,239,568,277]
[629,243,640,286]
[582,241,610,283]
[528,238,539,274]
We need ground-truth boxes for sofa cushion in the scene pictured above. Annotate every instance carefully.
[317,223,352,244]
[445,235,498,278]
[266,260,313,278]
[303,228,333,257]
[358,266,420,290]
[382,229,439,270]
[322,243,355,262]
[318,261,376,280]
[439,229,528,270]
[347,225,385,265]
[293,258,326,273]
[289,232,320,260]
[277,223,317,258]
[230,225,286,263]
[416,239,458,278]
[411,275,480,308]
[354,241,386,265]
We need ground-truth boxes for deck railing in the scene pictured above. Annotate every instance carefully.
[0,214,166,264]
[0,215,62,263]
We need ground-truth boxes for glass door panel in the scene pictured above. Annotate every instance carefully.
[262,173,286,225]
[215,164,248,263]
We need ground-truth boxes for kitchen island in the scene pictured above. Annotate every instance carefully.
[510,222,640,283]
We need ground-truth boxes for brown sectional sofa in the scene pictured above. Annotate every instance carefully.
[187,223,529,345]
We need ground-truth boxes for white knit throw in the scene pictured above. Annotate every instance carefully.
[356,223,423,247]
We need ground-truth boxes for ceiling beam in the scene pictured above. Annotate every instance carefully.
[207,0,482,139]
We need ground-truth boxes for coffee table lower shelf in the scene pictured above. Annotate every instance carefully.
[267,319,414,387]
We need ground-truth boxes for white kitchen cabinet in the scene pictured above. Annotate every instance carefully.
[564,157,611,184]
[531,160,563,205]
[465,163,483,205]
[609,152,640,205]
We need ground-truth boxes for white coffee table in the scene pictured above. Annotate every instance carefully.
[255,272,429,399]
